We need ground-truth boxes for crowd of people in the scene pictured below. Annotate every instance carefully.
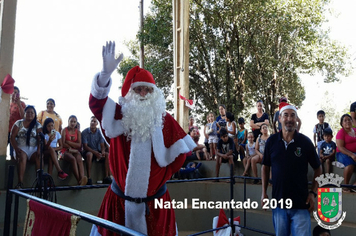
[7,88,112,189]
[188,99,355,235]
[8,87,356,189]
[5,69,355,235]
[187,98,356,192]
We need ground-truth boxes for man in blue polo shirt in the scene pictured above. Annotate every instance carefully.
[261,102,322,236]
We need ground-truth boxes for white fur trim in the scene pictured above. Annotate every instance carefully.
[124,136,151,234]
[152,127,197,167]
[101,98,124,138]
[91,72,112,99]
[280,105,297,115]
[125,201,147,234]
[131,82,157,90]
[125,138,151,197]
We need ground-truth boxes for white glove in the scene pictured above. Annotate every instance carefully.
[98,41,124,87]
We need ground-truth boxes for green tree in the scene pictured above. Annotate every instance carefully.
[119,0,351,124]
[319,91,351,138]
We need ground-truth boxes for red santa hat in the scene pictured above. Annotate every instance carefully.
[279,102,297,115]
[121,66,156,97]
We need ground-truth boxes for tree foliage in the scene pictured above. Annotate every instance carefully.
[118,0,351,124]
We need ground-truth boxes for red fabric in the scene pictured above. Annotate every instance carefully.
[336,127,356,153]
[90,95,187,236]
[216,209,229,231]
[278,102,289,111]
[60,127,80,153]
[1,74,15,94]
[24,200,75,236]
[179,93,193,106]
[179,93,195,109]
[9,101,26,132]
[233,216,240,223]
[121,66,155,97]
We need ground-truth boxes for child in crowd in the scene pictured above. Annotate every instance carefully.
[215,128,235,180]
[205,112,218,160]
[216,105,227,138]
[242,132,259,177]
[61,115,87,185]
[313,110,330,153]
[236,117,247,160]
[42,118,68,180]
[225,112,237,138]
[319,127,336,174]
[252,123,270,183]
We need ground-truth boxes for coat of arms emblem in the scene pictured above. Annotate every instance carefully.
[313,173,346,230]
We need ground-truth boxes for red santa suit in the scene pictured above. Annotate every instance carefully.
[89,67,196,236]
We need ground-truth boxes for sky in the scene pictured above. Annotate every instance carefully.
[12,0,356,140]
[297,0,356,138]
[13,0,151,129]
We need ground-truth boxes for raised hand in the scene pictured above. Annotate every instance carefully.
[98,41,124,87]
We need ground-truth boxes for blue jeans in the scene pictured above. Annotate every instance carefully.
[272,208,311,236]
[336,152,356,166]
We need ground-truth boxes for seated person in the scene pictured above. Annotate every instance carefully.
[336,114,356,192]
[42,118,68,180]
[215,128,236,180]
[177,162,203,179]
[10,105,42,189]
[82,116,112,185]
[186,127,209,162]
[320,127,336,174]
[61,115,87,186]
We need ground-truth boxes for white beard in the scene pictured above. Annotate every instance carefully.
[120,88,166,142]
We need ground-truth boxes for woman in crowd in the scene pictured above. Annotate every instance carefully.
[42,118,68,180]
[335,114,356,192]
[10,105,42,189]
[37,98,63,133]
[216,104,227,136]
[250,100,270,141]
[61,115,87,185]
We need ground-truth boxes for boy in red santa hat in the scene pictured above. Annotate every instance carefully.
[89,41,196,236]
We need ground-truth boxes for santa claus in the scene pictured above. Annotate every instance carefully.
[89,41,196,236]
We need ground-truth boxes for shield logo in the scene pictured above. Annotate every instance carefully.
[317,188,342,223]
[294,147,302,157]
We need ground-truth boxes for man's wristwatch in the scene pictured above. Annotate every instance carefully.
[309,190,317,198]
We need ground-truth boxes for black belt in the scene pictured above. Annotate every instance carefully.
[111,179,167,204]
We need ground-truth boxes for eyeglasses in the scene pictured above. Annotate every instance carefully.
[133,86,153,94]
